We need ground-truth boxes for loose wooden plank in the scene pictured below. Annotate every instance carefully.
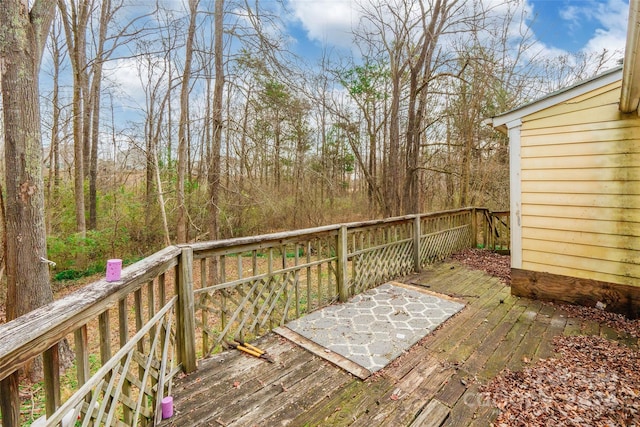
[178,350,318,425]
[273,326,371,379]
[211,357,332,423]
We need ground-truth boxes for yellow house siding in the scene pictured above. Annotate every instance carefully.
[519,79,640,287]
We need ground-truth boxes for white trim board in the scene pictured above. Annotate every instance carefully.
[507,120,522,269]
[488,67,623,133]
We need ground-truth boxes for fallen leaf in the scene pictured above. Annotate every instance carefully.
[482,335,640,426]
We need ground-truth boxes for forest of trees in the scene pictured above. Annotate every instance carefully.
[0,0,622,315]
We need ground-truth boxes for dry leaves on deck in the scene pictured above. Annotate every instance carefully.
[450,248,511,284]
[482,335,640,426]
[548,302,640,338]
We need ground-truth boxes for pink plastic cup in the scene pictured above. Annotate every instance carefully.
[106,259,122,282]
[161,396,174,419]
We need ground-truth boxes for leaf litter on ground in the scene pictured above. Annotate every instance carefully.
[449,249,640,426]
[450,248,511,284]
[482,335,639,426]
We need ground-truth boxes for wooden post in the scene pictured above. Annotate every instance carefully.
[0,372,20,427]
[413,215,421,272]
[176,247,197,373]
[43,344,61,418]
[483,211,489,249]
[336,225,349,302]
[471,208,478,249]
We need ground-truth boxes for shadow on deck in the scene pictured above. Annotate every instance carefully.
[159,261,635,427]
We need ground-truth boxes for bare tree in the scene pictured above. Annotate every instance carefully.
[0,0,58,424]
[208,0,224,246]
[58,0,90,235]
[45,17,66,226]
[176,0,199,243]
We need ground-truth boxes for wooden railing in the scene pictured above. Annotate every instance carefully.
[483,210,510,253]
[0,208,507,426]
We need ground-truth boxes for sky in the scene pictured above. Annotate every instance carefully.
[285,0,630,62]
[44,0,630,140]
[528,0,629,53]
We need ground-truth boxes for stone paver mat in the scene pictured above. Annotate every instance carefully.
[283,282,465,373]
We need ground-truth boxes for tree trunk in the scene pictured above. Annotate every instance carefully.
[58,0,90,236]
[1,0,57,341]
[386,70,401,217]
[176,0,198,243]
[47,19,63,231]
[208,0,224,283]
[88,0,110,230]
[0,0,58,423]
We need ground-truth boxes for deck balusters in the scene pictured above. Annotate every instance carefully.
[0,208,506,426]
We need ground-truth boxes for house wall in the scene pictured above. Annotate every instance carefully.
[519,80,640,288]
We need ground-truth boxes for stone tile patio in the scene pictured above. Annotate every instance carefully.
[278,282,465,374]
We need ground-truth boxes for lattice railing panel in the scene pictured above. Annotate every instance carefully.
[0,209,509,426]
[420,225,472,266]
[348,223,414,253]
[349,239,414,295]
[47,298,179,427]
[420,211,471,235]
[195,261,339,356]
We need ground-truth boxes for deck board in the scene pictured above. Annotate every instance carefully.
[159,261,635,426]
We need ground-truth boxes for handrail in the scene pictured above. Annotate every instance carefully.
[188,208,476,254]
[0,207,506,426]
[0,246,182,382]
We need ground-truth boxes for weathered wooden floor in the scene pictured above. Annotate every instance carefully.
[159,261,637,427]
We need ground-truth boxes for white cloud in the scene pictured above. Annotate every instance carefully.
[557,0,628,54]
[288,0,361,48]
[104,57,148,108]
[582,0,628,54]
[559,5,580,22]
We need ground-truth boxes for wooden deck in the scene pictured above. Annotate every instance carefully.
[159,260,636,426]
